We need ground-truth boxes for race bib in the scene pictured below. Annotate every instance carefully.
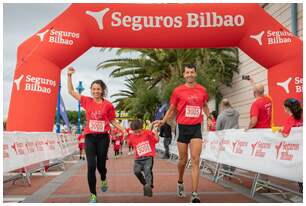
[185,105,201,118]
[115,140,121,146]
[136,141,152,156]
[89,120,105,132]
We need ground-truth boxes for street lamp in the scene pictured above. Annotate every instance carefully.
[76,81,84,134]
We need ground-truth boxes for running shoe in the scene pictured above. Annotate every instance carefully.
[177,182,186,197]
[100,180,108,192]
[89,194,97,203]
[143,184,153,197]
[190,192,200,203]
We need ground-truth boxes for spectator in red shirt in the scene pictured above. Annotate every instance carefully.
[247,79,272,129]
[279,98,303,194]
[207,111,217,131]
[154,64,211,203]
[279,98,303,137]
[67,67,127,203]
[129,119,159,197]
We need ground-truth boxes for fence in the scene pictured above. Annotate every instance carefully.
[3,132,79,185]
[156,127,303,199]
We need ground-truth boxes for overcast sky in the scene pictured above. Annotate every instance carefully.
[3,3,131,119]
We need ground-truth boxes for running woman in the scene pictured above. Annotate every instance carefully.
[67,66,127,203]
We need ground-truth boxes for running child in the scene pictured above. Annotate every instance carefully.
[129,119,159,197]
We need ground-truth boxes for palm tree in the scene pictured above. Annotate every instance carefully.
[98,49,175,88]
[98,48,239,116]
[110,77,160,120]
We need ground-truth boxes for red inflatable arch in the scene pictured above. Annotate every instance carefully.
[7,3,302,131]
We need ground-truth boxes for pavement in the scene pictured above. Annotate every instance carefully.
[3,146,283,203]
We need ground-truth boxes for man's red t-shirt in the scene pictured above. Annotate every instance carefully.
[170,84,208,125]
[282,115,303,135]
[250,96,272,128]
[80,96,116,135]
[129,130,158,159]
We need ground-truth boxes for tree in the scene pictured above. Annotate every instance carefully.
[56,110,86,126]
[111,78,160,120]
[98,48,239,117]
[70,110,86,125]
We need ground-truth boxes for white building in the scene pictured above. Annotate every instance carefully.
[218,3,303,128]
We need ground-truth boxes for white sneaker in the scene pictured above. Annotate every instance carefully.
[290,195,303,203]
[177,182,186,198]
[128,152,131,155]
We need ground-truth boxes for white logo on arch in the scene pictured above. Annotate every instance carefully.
[276,77,292,94]
[86,8,110,30]
[14,75,24,91]
[250,31,265,46]
[36,29,50,42]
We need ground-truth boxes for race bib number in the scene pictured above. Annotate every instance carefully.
[89,120,105,132]
[136,141,152,156]
[115,140,121,146]
[185,105,201,118]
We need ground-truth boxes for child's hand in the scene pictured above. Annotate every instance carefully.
[152,125,159,133]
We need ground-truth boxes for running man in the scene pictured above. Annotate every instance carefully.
[154,64,210,203]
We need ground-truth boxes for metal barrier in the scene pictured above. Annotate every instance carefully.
[4,158,67,186]
[156,137,303,202]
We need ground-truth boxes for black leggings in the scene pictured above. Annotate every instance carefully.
[85,133,110,195]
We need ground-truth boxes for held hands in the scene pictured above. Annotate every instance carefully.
[152,120,165,128]
[67,67,75,76]
[152,124,159,134]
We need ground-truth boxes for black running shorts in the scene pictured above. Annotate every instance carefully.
[177,124,202,144]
